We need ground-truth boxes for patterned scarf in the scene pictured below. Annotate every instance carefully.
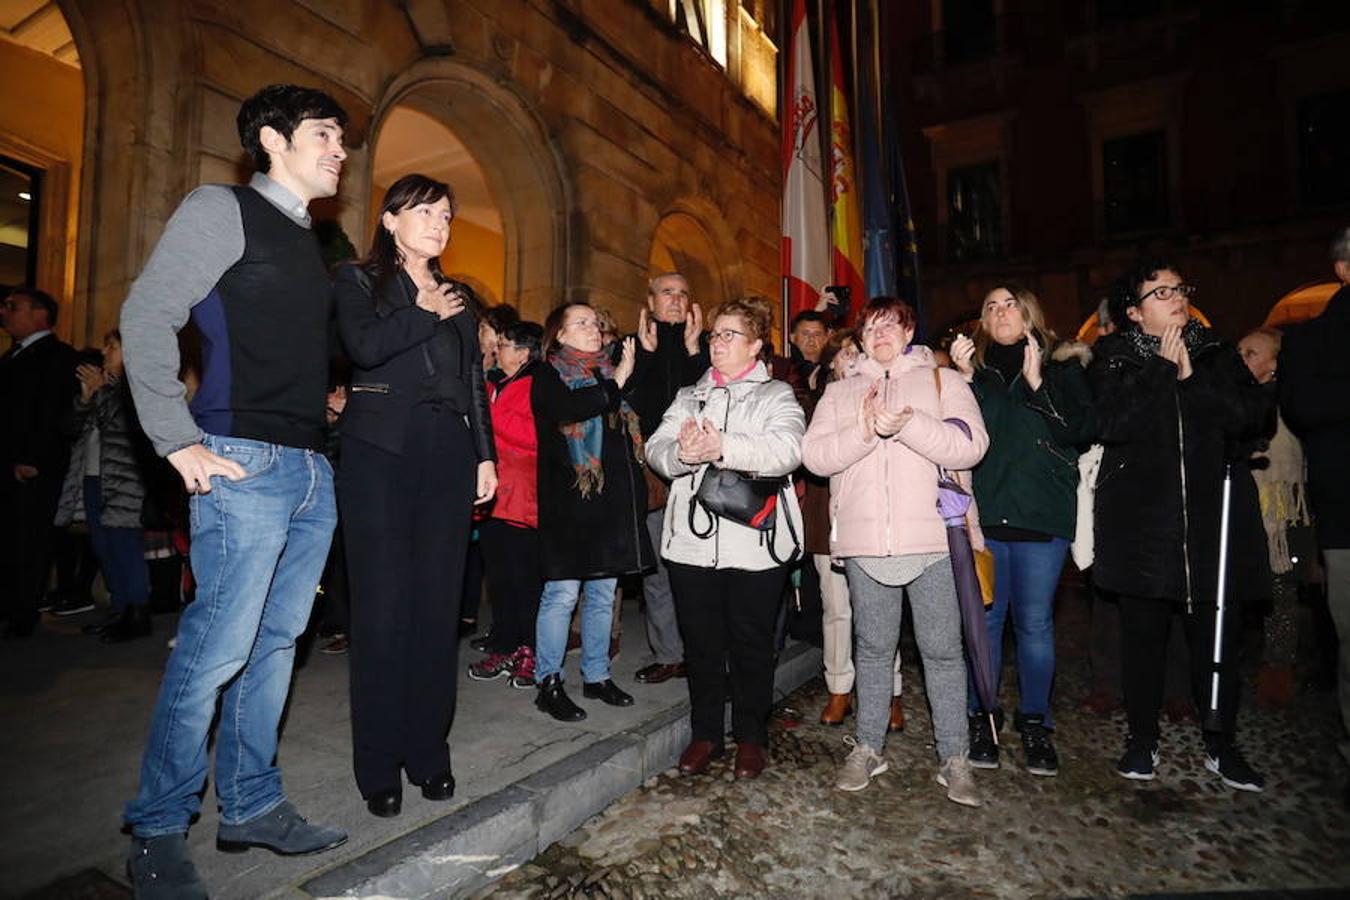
[549,344,644,498]
[1121,317,1214,360]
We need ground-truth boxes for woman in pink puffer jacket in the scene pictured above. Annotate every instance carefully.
[803,296,989,806]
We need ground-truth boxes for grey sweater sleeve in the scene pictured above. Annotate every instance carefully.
[120,186,245,457]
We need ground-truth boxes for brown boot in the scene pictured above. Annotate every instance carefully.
[820,692,852,726]
[887,695,905,733]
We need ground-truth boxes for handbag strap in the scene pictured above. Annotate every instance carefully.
[764,484,801,566]
[687,467,717,539]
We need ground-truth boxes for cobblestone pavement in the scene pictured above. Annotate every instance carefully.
[486,616,1350,898]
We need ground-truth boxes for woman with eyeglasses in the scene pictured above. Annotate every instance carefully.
[803,296,990,806]
[1089,258,1271,791]
[647,296,805,779]
[949,286,1097,777]
[530,303,653,721]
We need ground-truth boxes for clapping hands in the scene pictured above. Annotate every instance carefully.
[861,382,913,439]
[76,362,108,402]
[676,416,723,465]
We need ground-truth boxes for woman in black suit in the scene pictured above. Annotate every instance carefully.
[334,174,497,817]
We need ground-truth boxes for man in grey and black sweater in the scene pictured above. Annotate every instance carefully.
[118,84,349,899]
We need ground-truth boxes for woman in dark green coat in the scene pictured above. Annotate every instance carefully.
[951,285,1096,777]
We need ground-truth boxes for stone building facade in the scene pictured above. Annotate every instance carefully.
[891,0,1350,340]
[6,0,781,346]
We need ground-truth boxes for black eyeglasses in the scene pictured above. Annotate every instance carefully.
[1137,284,1195,303]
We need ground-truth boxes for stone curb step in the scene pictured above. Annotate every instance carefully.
[300,641,823,898]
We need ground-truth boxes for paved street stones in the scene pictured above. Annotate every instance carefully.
[487,654,1350,898]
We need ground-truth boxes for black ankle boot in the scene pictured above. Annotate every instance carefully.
[536,674,586,722]
[101,606,152,644]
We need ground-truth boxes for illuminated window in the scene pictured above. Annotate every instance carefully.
[947,161,1004,260]
[0,157,41,288]
[670,0,727,67]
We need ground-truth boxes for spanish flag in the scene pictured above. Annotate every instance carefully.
[827,14,864,322]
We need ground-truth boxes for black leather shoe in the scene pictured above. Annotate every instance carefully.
[536,674,587,721]
[583,679,635,707]
[419,771,455,801]
[365,788,402,818]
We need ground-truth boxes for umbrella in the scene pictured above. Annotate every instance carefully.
[937,474,1000,741]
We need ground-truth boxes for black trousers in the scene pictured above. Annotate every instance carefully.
[667,561,788,747]
[479,519,541,654]
[0,475,63,633]
[1119,594,1244,747]
[339,408,475,797]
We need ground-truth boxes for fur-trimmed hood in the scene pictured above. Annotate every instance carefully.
[1051,340,1092,367]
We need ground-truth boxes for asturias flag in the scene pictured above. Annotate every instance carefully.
[781,0,829,322]
[827,14,865,323]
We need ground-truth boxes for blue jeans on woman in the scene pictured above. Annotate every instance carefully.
[536,577,617,683]
[969,537,1069,727]
[83,476,149,609]
[124,436,335,837]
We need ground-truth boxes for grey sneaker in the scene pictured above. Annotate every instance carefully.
[127,834,208,900]
[216,801,347,855]
[936,754,982,808]
[835,738,889,792]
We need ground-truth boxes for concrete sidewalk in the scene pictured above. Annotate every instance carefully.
[0,596,820,899]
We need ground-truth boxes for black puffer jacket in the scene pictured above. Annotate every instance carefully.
[1088,329,1271,606]
[54,378,155,529]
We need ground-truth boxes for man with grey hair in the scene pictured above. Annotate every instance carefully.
[1279,226,1350,807]
[629,272,708,684]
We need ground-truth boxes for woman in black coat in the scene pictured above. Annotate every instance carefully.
[531,302,654,722]
[335,174,497,818]
[1089,258,1271,792]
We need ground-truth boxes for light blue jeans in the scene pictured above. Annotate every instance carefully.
[536,577,618,683]
[124,435,335,837]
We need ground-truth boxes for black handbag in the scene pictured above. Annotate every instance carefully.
[688,467,800,565]
[692,468,784,532]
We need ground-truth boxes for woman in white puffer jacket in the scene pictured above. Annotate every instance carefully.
[647,296,805,781]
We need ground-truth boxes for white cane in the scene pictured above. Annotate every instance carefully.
[1205,462,1233,732]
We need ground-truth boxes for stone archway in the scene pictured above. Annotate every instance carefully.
[52,0,193,344]
[647,196,744,310]
[372,60,570,324]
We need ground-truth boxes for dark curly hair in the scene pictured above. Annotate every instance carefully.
[237,84,348,173]
[1107,257,1182,332]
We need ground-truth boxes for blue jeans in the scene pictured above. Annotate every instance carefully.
[536,578,617,683]
[124,436,335,837]
[969,537,1068,728]
[83,476,149,609]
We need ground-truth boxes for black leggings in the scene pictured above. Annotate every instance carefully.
[478,519,541,654]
